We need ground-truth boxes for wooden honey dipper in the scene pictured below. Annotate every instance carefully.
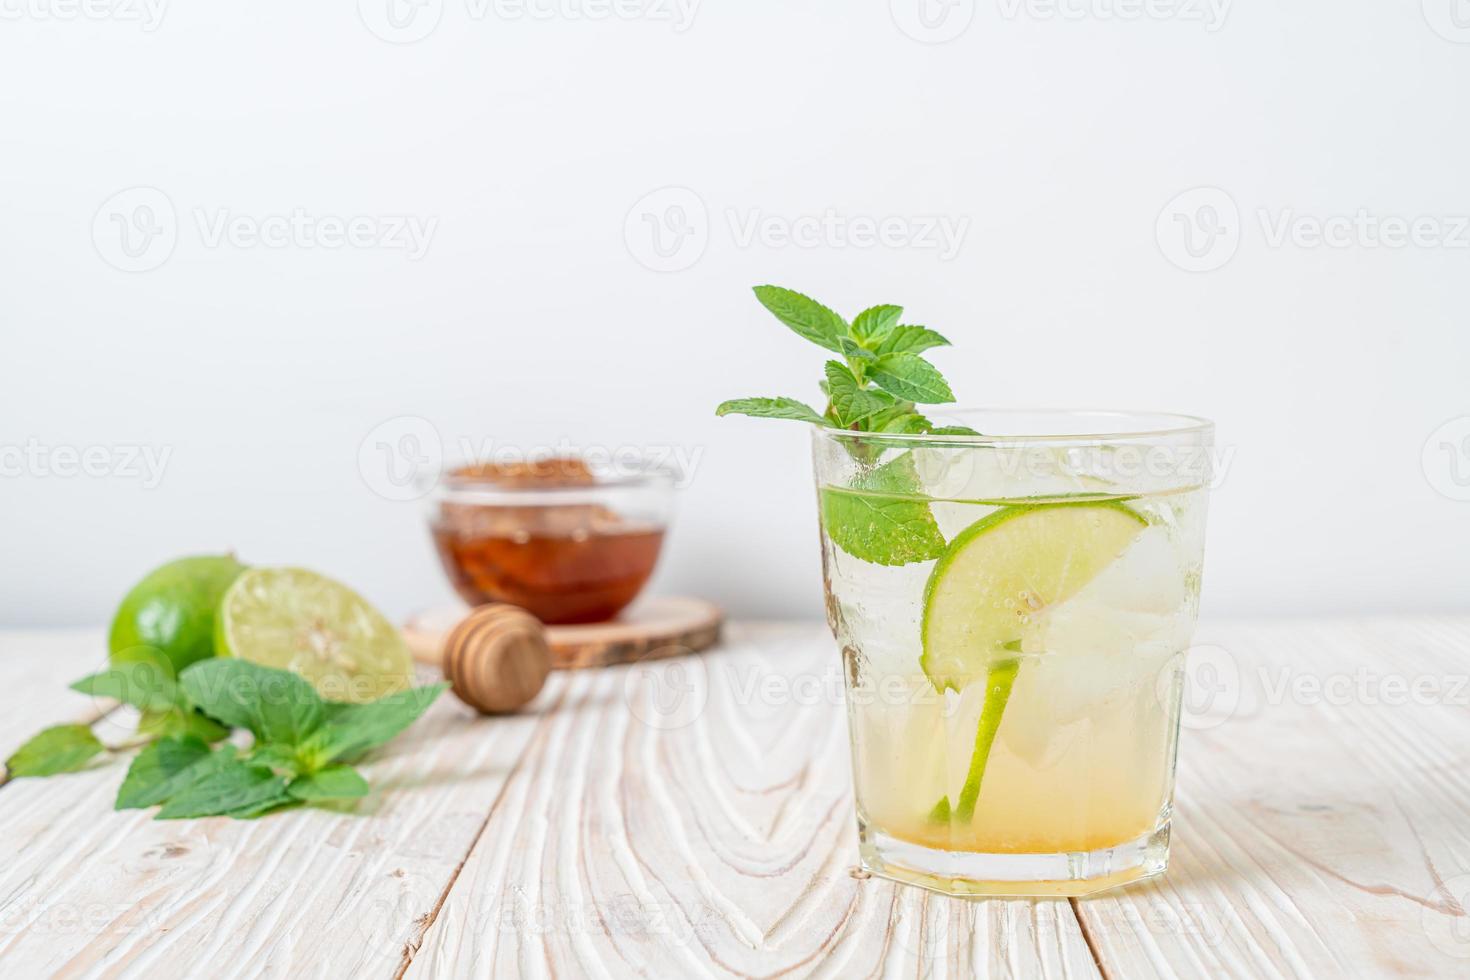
[440,604,552,714]
[403,597,726,712]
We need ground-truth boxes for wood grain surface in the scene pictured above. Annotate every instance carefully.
[1,618,1468,978]
[403,597,724,671]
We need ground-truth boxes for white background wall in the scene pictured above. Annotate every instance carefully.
[3,1,1468,627]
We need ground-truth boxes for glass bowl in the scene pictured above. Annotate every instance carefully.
[426,455,675,625]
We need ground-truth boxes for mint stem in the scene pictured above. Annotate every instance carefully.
[941,657,1020,825]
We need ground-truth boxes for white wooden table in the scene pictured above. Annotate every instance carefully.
[2,618,1468,978]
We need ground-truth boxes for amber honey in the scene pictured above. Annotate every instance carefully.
[429,458,667,624]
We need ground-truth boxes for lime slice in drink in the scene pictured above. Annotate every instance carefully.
[921,502,1147,822]
[215,567,414,703]
[921,502,1147,694]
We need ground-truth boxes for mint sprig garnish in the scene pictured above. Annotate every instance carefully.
[6,657,444,821]
[717,284,980,565]
[716,285,976,435]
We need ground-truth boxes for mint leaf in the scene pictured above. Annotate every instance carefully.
[836,337,876,362]
[4,725,105,778]
[71,660,183,713]
[299,684,448,768]
[878,413,933,434]
[155,752,289,820]
[288,764,369,801]
[248,744,310,776]
[752,285,846,353]
[116,736,214,809]
[820,454,946,565]
[824,362,895,427]
[851,305,902,345]
[929,424,981,436]
[139,707,231,743]
[229,794,299,819]
[718,285,968,438]
[716,397,827,425]
[180,659,325,746]
[826,369,893,427]
[874,325,950,356]
[870,353,954,404]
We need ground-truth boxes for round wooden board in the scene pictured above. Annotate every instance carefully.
[403,596,724,670]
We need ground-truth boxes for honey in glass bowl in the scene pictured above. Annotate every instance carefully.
[428,457,673,625]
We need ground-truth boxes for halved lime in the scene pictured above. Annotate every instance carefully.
[921,502,1147,694]
[215,567,413,703]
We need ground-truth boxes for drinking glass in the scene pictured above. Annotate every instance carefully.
[813,410,1212,896]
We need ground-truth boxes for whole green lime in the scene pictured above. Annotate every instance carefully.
[109,555,248,672]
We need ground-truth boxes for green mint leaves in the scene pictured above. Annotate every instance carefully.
[716,284,980,566]
[296,687,450,768]
[716,285,965,434]
[819,454,947,566]
[824,361,896,428]
[287,765,370,802]
[133,659,446,819]
[180,659,326,746]
[714,397,828,425]
[4,724,105,778]
[750,285,848,352]
[8,655,445,823]
[116,736,217,809]
[153,748,292,820]
[868,353,954,404]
